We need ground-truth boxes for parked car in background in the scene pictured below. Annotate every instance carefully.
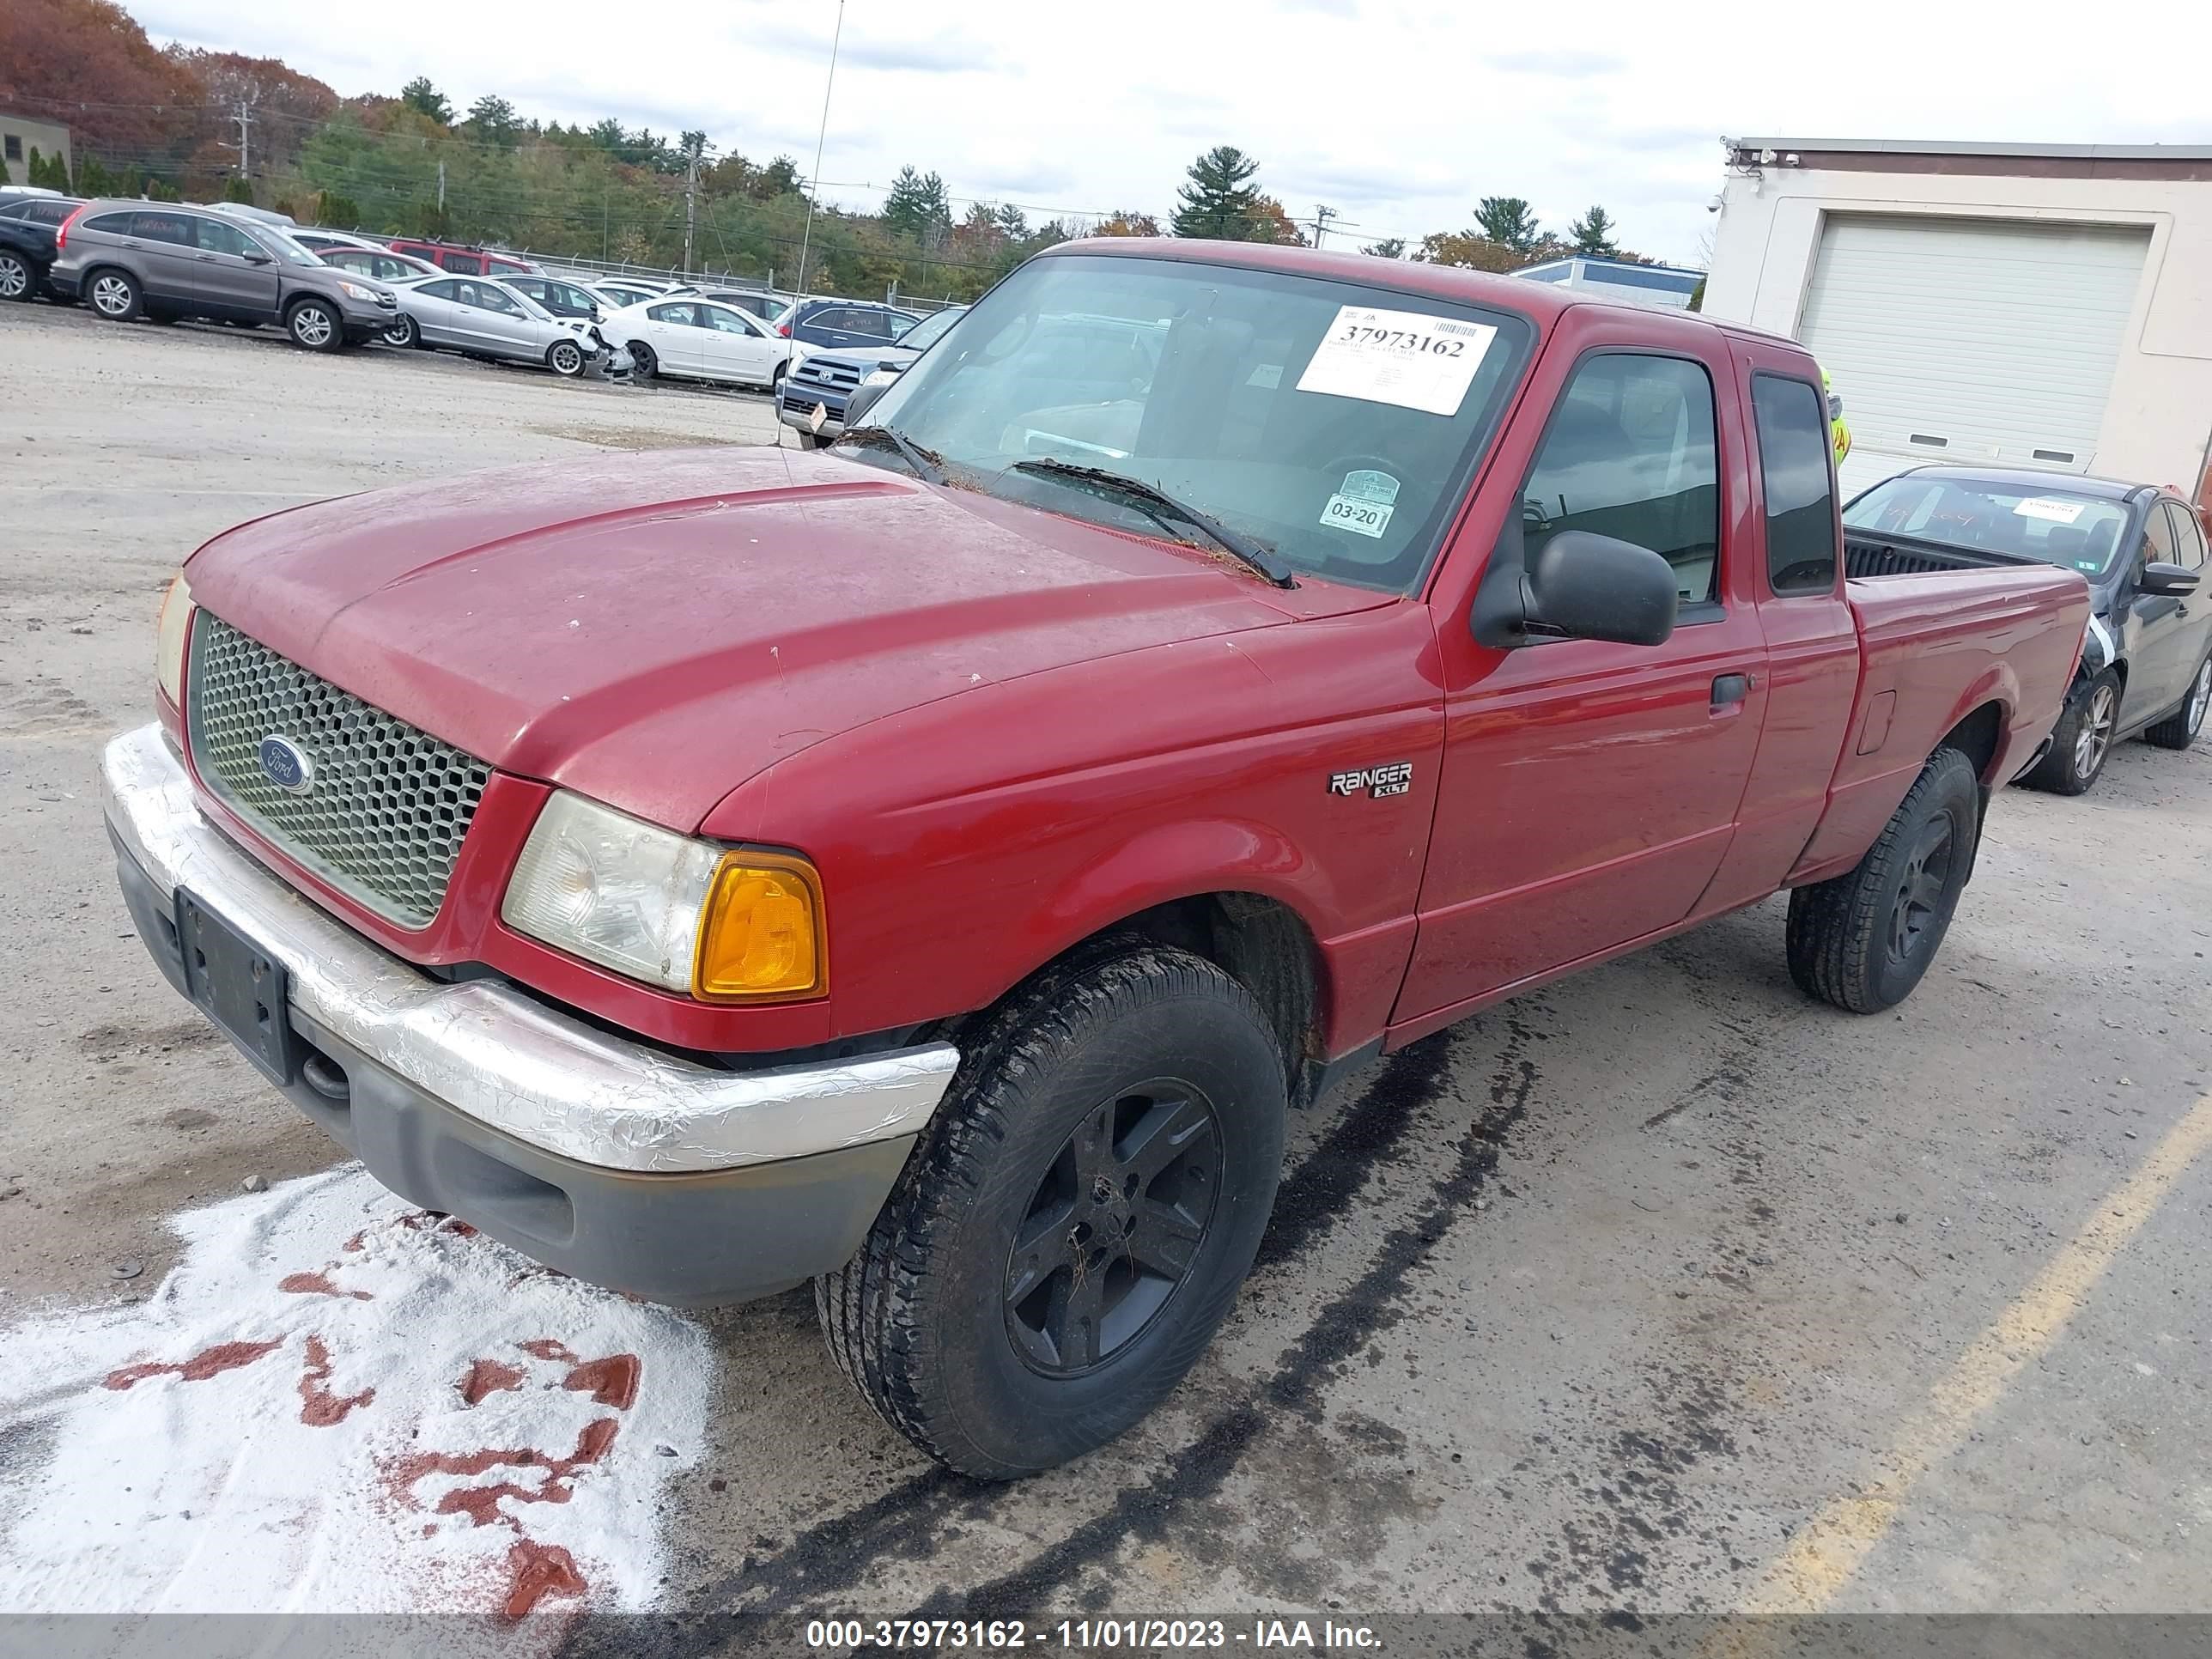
[776,297,921,352]
[383,272,618,378]
[779,302,967,447]
[319,246,441,286]
[503,274,605,321]
[599,294,796,390]
[0,192,84,301]
[106,240,2090,1481]
[587,280,670,312]
[662,284,787,324]
[1844,466,2209,793]
[48,201,398,350]
[388,239,540,279]
[287,228,389,258]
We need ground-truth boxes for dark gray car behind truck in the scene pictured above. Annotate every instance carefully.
[47,200,398,351]
[1843,465,2211,794]
[0,194,83,301]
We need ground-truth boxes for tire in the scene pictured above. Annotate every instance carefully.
[817,943,1287,1479]
[87,269,142,321]
[547,337,586,378]
[383,313,419,349]
[2143,655,2211,751]
[795,430,823,451]
[1787,745,1981,1014]
[286,297,342,353]
[2022,669,2120,794]
[629,340,656,380]
[0,252,32,302]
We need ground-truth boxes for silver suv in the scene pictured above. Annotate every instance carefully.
[50,200,398,351]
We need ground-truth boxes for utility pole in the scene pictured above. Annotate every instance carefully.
[435,158,446,213]
[221,99,254,186]
[683,143,700,276]
[794,0,847,300]
[1309,204,1338,248]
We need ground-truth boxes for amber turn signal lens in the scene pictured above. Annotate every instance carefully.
[691,854,825,1001]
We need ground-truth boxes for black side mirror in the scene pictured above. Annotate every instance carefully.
[2139,561,2201,597]
[243,249,273,264]
[844,379,892,428]
[1474,525,1679,649]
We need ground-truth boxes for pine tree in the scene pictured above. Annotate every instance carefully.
[1171,146,1264,240]
[1364,237,1407,259]
[223,173,253,204]
[1569,205,1620,258]
[883,166,952,242]
[398,77,453,123]
[1474,196,1539,254]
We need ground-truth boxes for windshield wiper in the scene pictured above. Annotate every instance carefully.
[835,423,947,486]
[1008,457,1295,588]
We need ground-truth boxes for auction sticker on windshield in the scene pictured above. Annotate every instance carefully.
[1297,306,1497,416]
[2014,496,2087,525]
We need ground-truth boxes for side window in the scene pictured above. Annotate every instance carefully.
[1751,374,1839,594]
[438,250,480,273]
[1521,353,1722,608]
[195,218,258,257]
[702,306,751,334]
[2164,503,2206,570]
[418,279,459,301]
[83,212,134,234]
[377,257,409,282]
[648,302,699,326]
[887,312,920,340]
[2142,504,2179,574]
[131,212,197,246]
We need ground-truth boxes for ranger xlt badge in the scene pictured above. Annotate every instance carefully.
[1328,762,1413,799]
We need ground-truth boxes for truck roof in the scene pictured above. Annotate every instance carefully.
[1042,237,1798,352]
[1885,464,2158,501]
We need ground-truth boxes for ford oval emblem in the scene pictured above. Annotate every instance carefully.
[258,735,314,794]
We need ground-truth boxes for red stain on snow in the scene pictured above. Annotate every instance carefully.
[459,1358,526,1406]
[387,1417,620,1528]
[562,1354,641,1410]
[297,1335,375,1426]
[341,1231,367,1253]
[518,1339,576,1363]
[279,1271,374,1301]
[502,1540,587,1620]
[104,1339,283,1391]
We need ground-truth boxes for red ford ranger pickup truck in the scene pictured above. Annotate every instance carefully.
[103,240,2088,1478]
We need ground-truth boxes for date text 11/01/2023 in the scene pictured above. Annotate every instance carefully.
[804,1618,1382,1650]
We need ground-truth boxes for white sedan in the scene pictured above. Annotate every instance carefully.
[597,295,803,392]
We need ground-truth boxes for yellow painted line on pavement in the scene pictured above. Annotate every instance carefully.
[1740,1088,2212,1613]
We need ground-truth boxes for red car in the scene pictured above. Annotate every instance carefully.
[104,240,2088,1478]
[386,237,538,278]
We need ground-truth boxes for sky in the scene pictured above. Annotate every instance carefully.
[134,0,2212,268]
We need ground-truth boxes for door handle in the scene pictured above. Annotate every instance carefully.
[1711,673,1753,712]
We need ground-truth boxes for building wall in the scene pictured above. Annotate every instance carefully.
[1703,162,2212,496]
[0,112,72,179]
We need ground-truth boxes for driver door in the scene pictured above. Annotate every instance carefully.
[1395,327,1770,1025]
[2120,503,2197,726]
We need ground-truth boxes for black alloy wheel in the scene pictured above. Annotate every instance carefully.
[1003,1081,1220,1376]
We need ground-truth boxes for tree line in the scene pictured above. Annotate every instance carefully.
[0,0,1665,300]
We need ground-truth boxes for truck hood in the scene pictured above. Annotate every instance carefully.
[183,446,1370,829]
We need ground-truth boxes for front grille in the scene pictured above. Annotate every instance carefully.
[794,361,863,391]
[187,614,490,929]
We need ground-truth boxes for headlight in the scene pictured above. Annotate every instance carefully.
[156,574,194,707]
[337,281,379,302]
[859,366,900,389]
[501,792,825,1000]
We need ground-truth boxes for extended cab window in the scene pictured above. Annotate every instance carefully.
[1752,374,1838,594]
[2164,503,2205,569]
[1521,354,1720,608]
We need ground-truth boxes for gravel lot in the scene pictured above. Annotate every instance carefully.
[2,299,2208,1638]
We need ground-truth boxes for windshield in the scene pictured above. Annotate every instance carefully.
[899,306,966,353]
[1844,475,2133,577]
[859,253,1532,592]
[259,230,324,269]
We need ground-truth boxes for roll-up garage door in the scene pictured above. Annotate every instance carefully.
[1799,215,2148,495]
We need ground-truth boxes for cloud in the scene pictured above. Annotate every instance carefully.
[1487,48,1626,76]
[745,21,999,75]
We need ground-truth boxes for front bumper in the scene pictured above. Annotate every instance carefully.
[778,388,849,434]
[101,722,958,1304]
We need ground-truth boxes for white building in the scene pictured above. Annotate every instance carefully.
[1702,138,2212,503]
[1512,254,1704,311]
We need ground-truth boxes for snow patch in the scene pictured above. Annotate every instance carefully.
[0,1167,713,1626]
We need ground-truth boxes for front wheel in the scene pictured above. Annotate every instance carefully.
[0,252,33,302]
[547,337,586,378]
[383,313,419,349]
[628,340,656,380]
[817,944,1287,1479]
[1787,745,1981,1014]
[2022,670,2120,794]
[286,298,342,353]
[2143,656,2211,751]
